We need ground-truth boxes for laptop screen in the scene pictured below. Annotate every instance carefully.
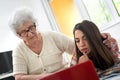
[0,50,13,74]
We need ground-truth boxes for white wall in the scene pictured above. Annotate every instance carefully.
[0,0,52,52]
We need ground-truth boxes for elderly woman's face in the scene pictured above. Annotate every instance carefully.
[74,30,91,54]
[17,20,37,40]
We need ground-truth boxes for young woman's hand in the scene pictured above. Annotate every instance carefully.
[78,52,89,64]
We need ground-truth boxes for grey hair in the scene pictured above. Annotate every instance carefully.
[8,7,37,36]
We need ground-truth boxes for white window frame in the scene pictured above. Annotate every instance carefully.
[41,0,60,31]
[74,0,120,31]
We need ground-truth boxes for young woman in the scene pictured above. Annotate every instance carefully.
[71,20,120,79]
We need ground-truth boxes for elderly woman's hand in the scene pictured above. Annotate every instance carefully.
[101,33,119,52]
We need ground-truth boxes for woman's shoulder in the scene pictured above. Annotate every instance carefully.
[41,30,60,35]
[40,30,65,39]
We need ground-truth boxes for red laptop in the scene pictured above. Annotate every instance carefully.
[40,60,99,80]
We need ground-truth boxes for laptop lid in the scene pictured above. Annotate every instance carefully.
[40,60,99,80]
[0,50,13,74]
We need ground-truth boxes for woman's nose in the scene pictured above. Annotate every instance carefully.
[27,31,33,36]
[79,40,85,47]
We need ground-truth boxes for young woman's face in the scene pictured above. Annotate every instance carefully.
[74,30,91,54]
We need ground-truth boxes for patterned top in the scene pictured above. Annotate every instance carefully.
[98,60,120,79]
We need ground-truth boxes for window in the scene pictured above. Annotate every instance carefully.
[82,0,112,29]
[74,0,120,30]
[112,0,120,16]
[50,0,81,37]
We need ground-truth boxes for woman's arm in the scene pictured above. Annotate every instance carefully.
[14,73,52,80]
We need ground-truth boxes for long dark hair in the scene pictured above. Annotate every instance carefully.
[73,20,115,70]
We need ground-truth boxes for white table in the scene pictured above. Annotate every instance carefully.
[0,72,13,79]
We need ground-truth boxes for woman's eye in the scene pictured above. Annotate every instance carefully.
[75,39,80,43]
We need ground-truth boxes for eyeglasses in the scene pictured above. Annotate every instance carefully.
[18,24,36,37]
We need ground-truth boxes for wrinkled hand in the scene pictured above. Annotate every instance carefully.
[101,33,111,40]
[78,52,89,64]
[37,73,53,80]
[101,33,119,52]
[102,33,111,48]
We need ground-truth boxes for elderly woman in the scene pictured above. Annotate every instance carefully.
[8,8,118,80]
[8,8,74,80]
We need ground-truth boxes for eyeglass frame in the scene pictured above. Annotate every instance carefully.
[17,23,36,37]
